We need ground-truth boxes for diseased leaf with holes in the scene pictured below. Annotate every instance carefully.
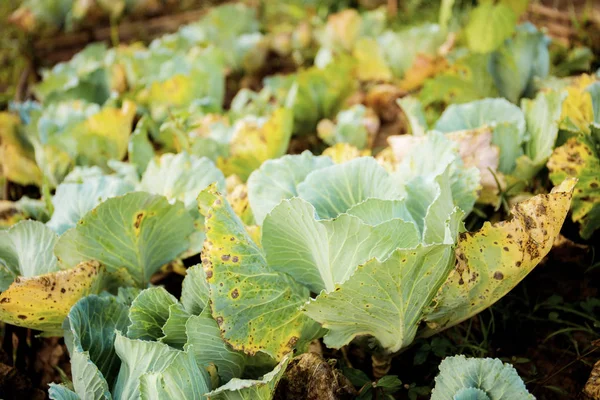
[205,353,290,400]
[217,108,293,181]
[185,308,248,383]
[424,179,576,334]
[0,220,59,291]
[263,197,419,293]
[54,192,195,287]
[0,261,104,335]
[304,245,454,352]
[199,186,321,360]
[548,126,600,239]
[431,355,534,400]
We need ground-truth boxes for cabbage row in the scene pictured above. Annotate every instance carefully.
[0,1,598,399]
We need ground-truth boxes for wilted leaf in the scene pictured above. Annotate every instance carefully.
[424,179,576,333]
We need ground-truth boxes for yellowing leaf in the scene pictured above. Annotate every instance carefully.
[324,9,362,52]
[199,186,320,360]
[226,181,254,225]
[352,38,393,82]
[548,128,600,239]
[399,54,448,92]
[217,108,293,181]
[322,143,371,164]
[465,3,517,53]
[424,178,576,333]
[0,144,43,186]
[0,112,42,186]
[0,261,105,335]
[76,100,136,167]
[560,74,596,132]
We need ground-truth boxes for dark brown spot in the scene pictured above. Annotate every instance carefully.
[17,315,27,320]
[591,182,599,189]
[134,212,144,229]
[216,316,224,326]
[205,270,213,279]
[221,254,231,261]
[231,289,239,299]
[503,247,509,252]
[61,288,66,293]
[493,271,504,280]
[523,215,536,230]
[232,256,239,263]
[287,336,299,348]
[0,298,10,304]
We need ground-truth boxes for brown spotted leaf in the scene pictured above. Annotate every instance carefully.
[548,125,600,239]
[54,192,194,287]
[0,261,104,335]
[198,185,321,360]
[423,178,576,334]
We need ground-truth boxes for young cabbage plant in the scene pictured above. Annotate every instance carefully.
[431,355,534,400]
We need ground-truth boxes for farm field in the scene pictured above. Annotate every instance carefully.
[0,1,599,399]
